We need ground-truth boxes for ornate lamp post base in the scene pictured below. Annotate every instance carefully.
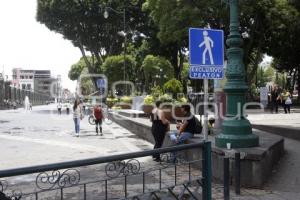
[216,118,259,148]
[215,0,259,148]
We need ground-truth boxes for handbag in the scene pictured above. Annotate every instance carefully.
[194,116,203,134]
[285,97,292,105]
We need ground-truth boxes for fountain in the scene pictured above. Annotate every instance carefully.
[24,96,30,110]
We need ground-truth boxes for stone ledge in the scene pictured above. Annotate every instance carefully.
[108,111,285,188]
[253,124,300,141]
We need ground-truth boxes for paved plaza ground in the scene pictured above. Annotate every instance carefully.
[0,105,154,170]
[1,105,300,199]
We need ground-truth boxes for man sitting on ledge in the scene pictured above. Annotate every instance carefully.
[170,104,196,144]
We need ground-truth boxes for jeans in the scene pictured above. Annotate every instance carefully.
[271,101,279,113]
[169,131,193,144]
[169,131,193,162]
[283,104,291,114]
[95,119,102,134]
[73,118,80,134]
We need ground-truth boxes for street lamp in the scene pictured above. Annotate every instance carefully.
[215,0,259,148]
[103,7,127,94]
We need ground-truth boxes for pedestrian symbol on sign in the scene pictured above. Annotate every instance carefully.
[199,31,214,65]
[189,28,224,79]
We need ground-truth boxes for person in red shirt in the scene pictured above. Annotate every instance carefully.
[93,104,104,135]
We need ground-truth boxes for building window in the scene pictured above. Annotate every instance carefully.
[20,76,24,79]
[27,84,31,90]
[22,84,26,90]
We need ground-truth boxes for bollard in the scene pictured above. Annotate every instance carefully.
[235,152,241,195]
[224,157,230,200]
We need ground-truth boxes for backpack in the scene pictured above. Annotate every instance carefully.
[94,107,103,120]
[194,116,203,134]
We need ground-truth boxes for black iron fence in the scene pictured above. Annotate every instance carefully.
[0,81,50,109]
[0,142,212,200]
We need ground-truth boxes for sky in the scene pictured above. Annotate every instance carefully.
[0,0,82,92]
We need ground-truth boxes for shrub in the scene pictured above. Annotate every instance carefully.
[106,97,118,108]
[159,93,173,103]
[144,95,155,105]
[163,78,183,97]
[151,85,163,99]
[120,96,132,104]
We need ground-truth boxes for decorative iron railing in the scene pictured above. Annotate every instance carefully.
[0,142,211,200]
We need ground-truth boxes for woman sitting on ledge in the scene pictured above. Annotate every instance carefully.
[170,104,196,144]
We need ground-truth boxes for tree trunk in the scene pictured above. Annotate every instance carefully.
[170,48,179,80]
[297,67,300,102]
[178,49,184,81]
[247,51,262,86]
[95,52,103,73]
[78,43,97,91]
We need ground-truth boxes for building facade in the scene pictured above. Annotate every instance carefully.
[12,68,61,98]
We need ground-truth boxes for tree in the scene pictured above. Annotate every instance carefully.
[101,55,136,89]
[68,57,89,81]
[143,0,288,87]
[78,68,95,96]
[142,55,173,90]
[37,0,148,87]
[265,0,300,100]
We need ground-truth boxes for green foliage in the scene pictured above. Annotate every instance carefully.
[150,85,163,99]
[106,97,118,108]
[68,56,99,81]
[79,68,95,96]
[120,96,132,104]
[142,55,173,87]
[158,93,173,103]
[181,63,189,80]
[178,97,187,103]
[102,55,136,86]
[37,0,149,86]
[143,95,155,105]
[163,78,183,95]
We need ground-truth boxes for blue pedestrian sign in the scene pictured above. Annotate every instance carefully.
[96,78,106,89]
[189,28,224,79]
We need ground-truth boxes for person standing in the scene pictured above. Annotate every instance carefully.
[73,99,83,137]
[270,85,280,114]
[151,100,170,162]
[93,104,104,135]
[281,89,292,114]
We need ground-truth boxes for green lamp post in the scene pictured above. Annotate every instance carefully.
[215,0,259,148]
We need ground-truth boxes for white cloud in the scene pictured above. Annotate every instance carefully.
[0,0,82,92]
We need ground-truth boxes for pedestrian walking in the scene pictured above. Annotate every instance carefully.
[57,102,62,115]
[93,104,104,135]
[73,99,83,137]
[150,100,170,162]
[81,100,86,115]
[66,103,70,115]
[270,85,280,114]
[13,101,17,110]
[281,89,292,114]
